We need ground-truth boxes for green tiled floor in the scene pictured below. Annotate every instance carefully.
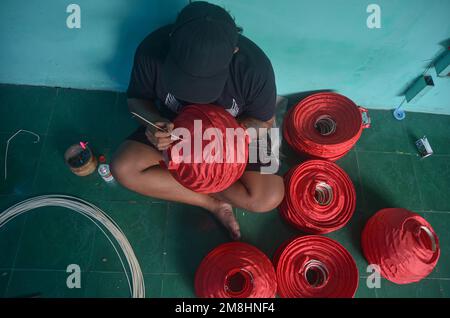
[0,83,450,298]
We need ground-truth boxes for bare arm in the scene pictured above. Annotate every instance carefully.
[237,115,275,139]
[238,115,275,130]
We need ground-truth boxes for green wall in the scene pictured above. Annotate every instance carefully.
[0,0,187,90]
[209,0,450,114]
[0,0,449,114]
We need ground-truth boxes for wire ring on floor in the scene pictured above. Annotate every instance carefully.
[314,182,334,206]
[314,115,337,136]
[418,226,437,252]
[0,195,145,298]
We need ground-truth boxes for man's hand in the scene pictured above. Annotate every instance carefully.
[145,122,175,151]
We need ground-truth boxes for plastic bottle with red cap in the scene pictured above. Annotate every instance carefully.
[98,155,114,182]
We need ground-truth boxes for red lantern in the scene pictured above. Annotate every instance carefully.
[279,160,356,234]
[361,208,440,284]
[164,104,249,193]
[195,242,277,298]
[274,235,359,298]
[283,92,370,161]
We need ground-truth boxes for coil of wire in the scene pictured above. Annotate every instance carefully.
[0,195,145,298]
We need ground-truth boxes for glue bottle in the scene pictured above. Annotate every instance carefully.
[98,155,114,182]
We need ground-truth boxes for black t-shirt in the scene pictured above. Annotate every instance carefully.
[127,25,277,121]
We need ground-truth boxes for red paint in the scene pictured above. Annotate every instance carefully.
[79,141,88,150]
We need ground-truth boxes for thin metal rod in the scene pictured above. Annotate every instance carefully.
[131,112,183,141]
[4,129,40,180]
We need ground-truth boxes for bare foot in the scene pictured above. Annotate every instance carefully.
[210,201,241,240]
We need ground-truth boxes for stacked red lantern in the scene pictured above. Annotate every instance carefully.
[195,242,277,298]
[274,236,359,298]
[283,92,370,161]
[279,160,356,234]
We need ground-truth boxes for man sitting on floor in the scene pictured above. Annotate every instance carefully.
[111,1,284,240]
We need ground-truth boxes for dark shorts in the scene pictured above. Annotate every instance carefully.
[127,126,275,172]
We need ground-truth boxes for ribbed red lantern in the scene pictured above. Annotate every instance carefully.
[274,236,359,298]
[361,208,440,284]
[283,92,370,161]
[195,242,277,298]
[279,160,356,234]
[164,104,249,194]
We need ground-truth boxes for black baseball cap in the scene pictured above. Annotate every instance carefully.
[162,1,239,104]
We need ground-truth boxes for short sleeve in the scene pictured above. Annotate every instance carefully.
[241,64,277,122]
[126,46,157,100]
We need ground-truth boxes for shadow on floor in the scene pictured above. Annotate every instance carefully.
[396,38,450,96]
[284,89,335,111]
[166,204,230,292]
[346,183,404,268]
[404,127,421,151]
